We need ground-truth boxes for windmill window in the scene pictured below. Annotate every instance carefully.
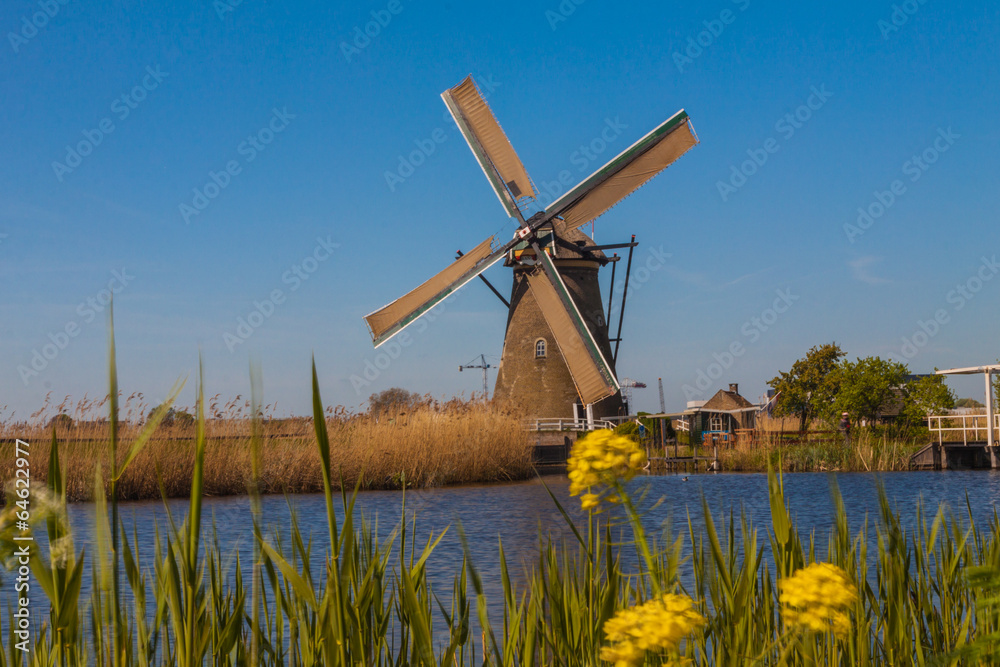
[535,339,547,358]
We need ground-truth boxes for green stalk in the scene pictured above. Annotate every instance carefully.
[185,358,207,667]
[614,481,661,596]
[310,358,348,665]
[249,360,263,666]
[107,300,122,667]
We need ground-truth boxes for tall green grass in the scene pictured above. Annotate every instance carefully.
[5,319,1000,665]
[718,427,925,472]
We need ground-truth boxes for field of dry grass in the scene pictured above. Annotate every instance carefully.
[0,396,533,502]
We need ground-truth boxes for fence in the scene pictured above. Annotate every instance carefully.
[927,413,1000,446]
[526,418,617,432]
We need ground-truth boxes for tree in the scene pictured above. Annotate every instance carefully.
[994,364,1000,409]
[768,343,845,431]
[829,356,909,424]
[901,375,955,427]
[148,405,194,428]
[368,388,422,416]
[149,405,175,427]
[956,398,984,409]
[174,409,195,428]
[47,413,73,430]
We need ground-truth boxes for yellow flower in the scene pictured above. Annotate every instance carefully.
[567,429,646,510]
[600,593,705,667]
[779,563,857,637]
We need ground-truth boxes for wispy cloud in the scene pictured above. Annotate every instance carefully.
[664,264,776,291]
[719,266,776,289]
[0,200,65,225]
[848,256,890,285]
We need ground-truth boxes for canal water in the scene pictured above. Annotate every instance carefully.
[8,470,1000,641]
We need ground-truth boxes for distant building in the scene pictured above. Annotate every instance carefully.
[872,375,933,424]
[669,383,759,445]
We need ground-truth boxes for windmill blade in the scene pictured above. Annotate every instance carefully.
[526,243,620,405]
[442,76,537,222]
[546,110,697,232]
[364,235,506,347]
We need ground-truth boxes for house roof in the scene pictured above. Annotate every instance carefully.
[878,387,905,417]
[703,389,755,411]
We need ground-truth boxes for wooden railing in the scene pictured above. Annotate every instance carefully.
[927,413,1000,446]
[527,418,616,432]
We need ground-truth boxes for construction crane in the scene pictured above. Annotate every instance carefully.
[620,378,647,415]
[459,354,492,400]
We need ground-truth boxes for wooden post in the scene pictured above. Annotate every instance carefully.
[987,371,997,468]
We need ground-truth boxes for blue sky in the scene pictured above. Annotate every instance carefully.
[2,0,998,418]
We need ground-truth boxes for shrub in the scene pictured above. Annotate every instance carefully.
[47,413,73,430]
[368,387,422,416]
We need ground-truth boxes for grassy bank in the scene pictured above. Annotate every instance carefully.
[0,401,533,502]
[717,428,926,472]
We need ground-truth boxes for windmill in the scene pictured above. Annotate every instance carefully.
[364,75,699,419]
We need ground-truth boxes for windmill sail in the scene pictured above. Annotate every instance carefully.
[364,236,505,347]
[547,110,697,232]
[526,244,620,405]
[442,76,537,222]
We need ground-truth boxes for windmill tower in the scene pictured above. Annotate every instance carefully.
[364,76,699,421]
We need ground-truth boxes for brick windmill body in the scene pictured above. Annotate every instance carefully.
[493,225,624,419]
[364,76,699,421]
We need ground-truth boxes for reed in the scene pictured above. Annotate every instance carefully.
[0,402,532,502]
[717,427,925,472]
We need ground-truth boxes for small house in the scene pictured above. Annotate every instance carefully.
[671,384,759,446]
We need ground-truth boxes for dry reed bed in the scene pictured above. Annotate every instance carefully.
[1,404,532,502]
